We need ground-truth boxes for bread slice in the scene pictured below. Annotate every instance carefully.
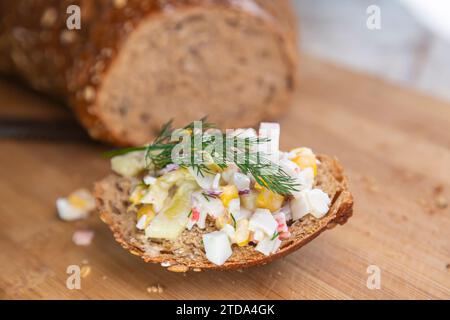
[94,155,353,272]
[0,1,298,146]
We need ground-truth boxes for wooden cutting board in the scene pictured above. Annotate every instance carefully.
[0,55,449,300]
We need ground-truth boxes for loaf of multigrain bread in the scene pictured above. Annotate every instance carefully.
[0,0,299,146]
[95,155,353,271]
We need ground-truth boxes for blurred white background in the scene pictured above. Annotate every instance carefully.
[293,0,450,101]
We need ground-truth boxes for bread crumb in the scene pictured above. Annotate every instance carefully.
[167,265,189,273]
[147,284,164,294]
[193,268,202,272]
[41,8,58,27]
[82,86,96,102]
[435,195,448,209]
[81,259,89,265]
[60,30,77,45]
[417,184,448,214]
[80,265,91,278]
[433,184,444,195]
[114,0,127,9]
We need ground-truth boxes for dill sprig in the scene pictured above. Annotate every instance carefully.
[104,118,299,196]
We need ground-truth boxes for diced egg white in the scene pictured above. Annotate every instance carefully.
[57,198,89,221]
[232,207,252,221]
[188,167,217,190]
[191,191,225,219]
[203,231,233,266]
[143,175,157,185]
[136,215,148,230]
[258,122,280,164]
[212,173,221,190]
[227,198,240,218]
[56,189,95,221]
[249,209,278,237]
[231,172,251,191]
[253,229,265,242]
[290,189,331,220]
[292,167,314,196]
[221,224,236,241]
[308,189,331,218]
[275,205,292,222]
[279,158,314,196]
[255,236,282,256]
[279,157,299,177]
[221,164,238,183]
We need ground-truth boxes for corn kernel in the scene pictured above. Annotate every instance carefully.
[219,185,239,207]
[136,204,155,228]
[291,154,317,176]
[240,190,258,211]
[289,148,317,176]
[202,152,223,173]
[68,194,88,209]
[215,213,231,230]
[235,219,250,247]
[129,185,146,204]
[256,188,285,212]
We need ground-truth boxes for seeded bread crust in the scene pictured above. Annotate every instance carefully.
[94,155,353,272]
[0,0,298,146]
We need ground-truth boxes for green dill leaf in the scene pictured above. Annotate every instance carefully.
[230,213,237,229]
[202,193,211,202]
[102,117,300,196]
[271,231,280,241]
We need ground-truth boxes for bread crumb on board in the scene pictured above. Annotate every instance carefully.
[167,265,189,273]
[147,284,164,294]
[419,184,449,214]
[80,265,91,278]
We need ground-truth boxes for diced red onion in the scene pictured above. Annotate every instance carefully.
[205,189,222,197]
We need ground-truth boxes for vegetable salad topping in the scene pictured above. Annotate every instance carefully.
[107,120,331,265]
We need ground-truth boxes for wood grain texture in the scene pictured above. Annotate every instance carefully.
[0,55,449,299]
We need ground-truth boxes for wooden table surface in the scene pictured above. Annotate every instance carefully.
[0,55,449,300]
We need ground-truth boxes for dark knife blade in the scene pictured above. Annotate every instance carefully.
[0,118,91,141]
